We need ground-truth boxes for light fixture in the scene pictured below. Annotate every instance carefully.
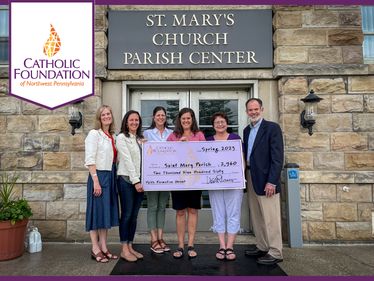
[68,101,83,135]
[300,89,323,136]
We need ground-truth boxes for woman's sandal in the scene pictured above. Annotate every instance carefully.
[173,247,184,259]
[120,252,137,262]
[187,246,197,259]
[225,248,236,261]
[158,239,171,252]
[150,240,164,254]
[130,249,144,259]
[91,251,109,263]
[103,250,118,260]
[216,248,226,260]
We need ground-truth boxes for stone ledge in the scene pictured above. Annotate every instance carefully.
[107,69,274,80]
[274,64,368,77]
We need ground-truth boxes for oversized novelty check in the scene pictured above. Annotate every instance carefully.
[142,140,245,191]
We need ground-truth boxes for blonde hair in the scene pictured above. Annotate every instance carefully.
[94,105,115,134]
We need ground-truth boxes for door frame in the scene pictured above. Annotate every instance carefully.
[122,80,259,118]
[121,80,258,233]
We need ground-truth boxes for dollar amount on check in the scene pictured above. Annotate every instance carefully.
[142,140,245,191]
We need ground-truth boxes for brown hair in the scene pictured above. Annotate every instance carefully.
[211,112,229,126]
[120,110,143,138]
[148,106,169,129]
[245,98,263,108]
[173,108,200,138]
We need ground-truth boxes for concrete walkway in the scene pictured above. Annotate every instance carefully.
[0,233,373,276]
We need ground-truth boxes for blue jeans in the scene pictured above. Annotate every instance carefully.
[117,177,144,243]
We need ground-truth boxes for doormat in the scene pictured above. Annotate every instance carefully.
[110,244,287,276]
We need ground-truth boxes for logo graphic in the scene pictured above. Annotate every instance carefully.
[10,2,94,109]
[147,146,153,156]
[288,169,299,180]
[43,24,61,58]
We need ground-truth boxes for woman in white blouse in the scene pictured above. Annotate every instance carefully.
[143,106,173,254]
[117,110,145,262]
[85,105,119,263]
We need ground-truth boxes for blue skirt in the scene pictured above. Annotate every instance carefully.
[85,164,119,231]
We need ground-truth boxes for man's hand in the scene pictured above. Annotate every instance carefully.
[264,183,276,198]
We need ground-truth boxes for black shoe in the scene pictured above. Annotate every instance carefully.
[256,253,283,265]
[244,247,268,257]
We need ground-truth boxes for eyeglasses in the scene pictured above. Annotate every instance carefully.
[214,121,226,125]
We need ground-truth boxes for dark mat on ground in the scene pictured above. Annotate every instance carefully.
[110,244,286,276]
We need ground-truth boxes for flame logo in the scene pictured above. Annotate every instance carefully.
[43,24,61,57]
[147,146,153,155]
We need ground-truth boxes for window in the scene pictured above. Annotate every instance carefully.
[140,100,179,130]
[198,99,239,137]
[362,6,374,63]
[0,6,9,64]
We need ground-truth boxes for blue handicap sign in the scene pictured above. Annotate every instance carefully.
[288,169,298,180]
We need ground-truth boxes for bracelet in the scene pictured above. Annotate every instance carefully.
[92,174,97,177]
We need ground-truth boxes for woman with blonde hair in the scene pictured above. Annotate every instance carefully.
[85,105,119,263]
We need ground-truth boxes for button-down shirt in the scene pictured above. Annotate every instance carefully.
[144,127,172,142]
[247,118,263,164]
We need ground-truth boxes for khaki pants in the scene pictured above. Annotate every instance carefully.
[246,170,283,259]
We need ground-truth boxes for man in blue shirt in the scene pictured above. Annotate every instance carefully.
[243,98,284,265]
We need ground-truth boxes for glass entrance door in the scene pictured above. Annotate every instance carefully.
[190,89,249,138]
[130,87,251,232]
[131,88,249,138]
[131,89,188,129]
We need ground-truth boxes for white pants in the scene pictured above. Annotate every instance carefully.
[209,189,243,234]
